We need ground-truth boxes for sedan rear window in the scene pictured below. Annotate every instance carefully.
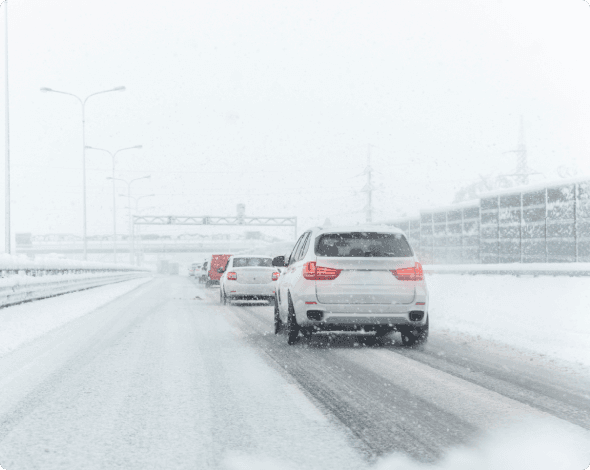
[315,232,413,257]
[233,257,273,267]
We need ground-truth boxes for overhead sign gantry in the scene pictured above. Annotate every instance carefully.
[132,214,297,240]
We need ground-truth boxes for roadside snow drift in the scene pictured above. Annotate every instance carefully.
[426,274,590,370]
[0,277,151,358]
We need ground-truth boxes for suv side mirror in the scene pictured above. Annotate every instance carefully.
[272,255,286,267]
[217,267,225,273]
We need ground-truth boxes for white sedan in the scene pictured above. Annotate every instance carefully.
[219,255,280,305]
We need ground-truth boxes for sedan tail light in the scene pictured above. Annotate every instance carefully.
[391,262,424,281]
[272,272,280,281]
[227,272,237,280]
[303,261,342,280]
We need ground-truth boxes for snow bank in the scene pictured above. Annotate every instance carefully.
[427,273,590,370]
[373,418,590,470]
[0,277,151,358]
[220,419,590,470]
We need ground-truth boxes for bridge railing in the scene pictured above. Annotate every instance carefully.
[0,254,152,308]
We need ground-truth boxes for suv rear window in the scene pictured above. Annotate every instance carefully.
[233,257,272,267]
[315,232,413,257]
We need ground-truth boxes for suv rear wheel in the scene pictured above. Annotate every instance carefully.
[400,317,429,347]
[274,297,283,334]
[286,295,300,345]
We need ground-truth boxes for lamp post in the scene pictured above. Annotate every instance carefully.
[107,175,150,264]
[4,0,10,254]
[40,86,126,260]
[122,193,155,214]
[86,145,142,263]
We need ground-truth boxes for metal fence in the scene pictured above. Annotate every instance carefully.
[380,177,590,264]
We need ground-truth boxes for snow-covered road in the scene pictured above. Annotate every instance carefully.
[0,276,589,470]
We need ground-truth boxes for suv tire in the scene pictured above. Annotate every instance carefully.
[400,317,429,347]
[274,297,283,334]
[286,295,300,345]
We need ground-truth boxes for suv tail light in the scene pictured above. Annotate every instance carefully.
[272,272,280,281]
[391,262,424,281]
[227,272,237,280]
[303,262,342,280]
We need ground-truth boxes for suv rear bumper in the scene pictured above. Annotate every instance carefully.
[294,301,428,328]
[300,312,427,328]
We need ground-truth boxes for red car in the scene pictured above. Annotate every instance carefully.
[206,254,232,287]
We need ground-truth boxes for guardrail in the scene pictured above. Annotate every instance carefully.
[0,255,152,308]
[423,262,590,277]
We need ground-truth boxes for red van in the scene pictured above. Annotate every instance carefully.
[206,254,232,287]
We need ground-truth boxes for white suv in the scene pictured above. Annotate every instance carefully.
[272,225,429,346]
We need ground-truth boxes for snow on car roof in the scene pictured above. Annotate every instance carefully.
[313,224,405,235]
[231,254,273,258]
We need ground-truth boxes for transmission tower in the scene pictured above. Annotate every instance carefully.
[361,144,375,223]
[514,117,529,185]
[504,116,540,185]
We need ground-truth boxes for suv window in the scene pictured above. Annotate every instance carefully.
[315,232,413,257]
[288,234,307,265]
[296,232,311,261]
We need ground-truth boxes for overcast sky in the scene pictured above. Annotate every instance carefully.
[1,0,589,243]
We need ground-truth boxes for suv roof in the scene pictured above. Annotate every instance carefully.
[310,224,405,235]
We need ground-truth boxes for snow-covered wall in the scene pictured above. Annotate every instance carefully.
[378,177,590,265]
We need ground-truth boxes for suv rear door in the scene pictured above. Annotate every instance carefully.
[313,231,416,305]
[279,232,310,310]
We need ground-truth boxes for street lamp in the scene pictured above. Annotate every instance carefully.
[86,145,142,263]
[4,0,11,254]
[120,193,155,213]
[107,175,150,264]
[40,86,126,260]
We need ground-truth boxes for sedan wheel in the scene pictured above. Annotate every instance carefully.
[220,288,227,305]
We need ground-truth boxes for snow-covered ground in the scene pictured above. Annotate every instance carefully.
[427,273,590,372]
[0,277,151,358]
[0,276,588,470]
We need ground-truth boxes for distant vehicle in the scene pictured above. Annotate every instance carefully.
[168,262,180,275]
[219,255,280,305]
[157,260,170,274]
[272,225,429,346]
[188,262,201,276]
[198,261,209,284]
[204,254,232,287]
